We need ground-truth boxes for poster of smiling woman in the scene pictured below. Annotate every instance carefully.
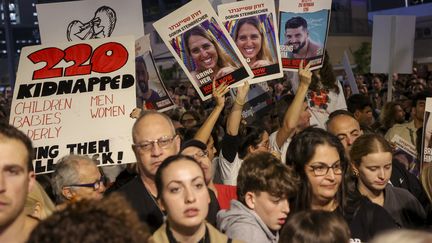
[279,0,332,71]
[153,0,252,101]
[218,0,283,84]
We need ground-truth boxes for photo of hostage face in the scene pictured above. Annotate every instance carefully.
[284,16,322,59]
[184,25,237,86]
[136,56,150,95]
[233,16,274,69]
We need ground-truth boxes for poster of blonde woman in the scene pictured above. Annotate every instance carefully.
[218,0,283,84]
[153,0,252,101]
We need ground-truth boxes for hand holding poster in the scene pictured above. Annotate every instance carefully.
[391,134,419,177]
[135,35,174,112]
[279,0,331,71]
[153,0,253,101]
[218,0,283,84]
[9,36,136,174]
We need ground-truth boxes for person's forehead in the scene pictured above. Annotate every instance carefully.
[134,114,174,140]
[163,159,202,181]
[286,26,306,33]
[0,138,28,168]
[77,161,99,178]
[329,115,360,133]
[188,35,210,47]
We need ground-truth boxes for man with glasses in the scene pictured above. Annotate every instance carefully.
[117,110,180,232]
[52,154,106,204]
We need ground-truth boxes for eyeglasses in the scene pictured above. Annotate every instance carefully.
[309,163,343,176]
[133,135,177,152]
[65,176,106,191]
[193,149,208,159]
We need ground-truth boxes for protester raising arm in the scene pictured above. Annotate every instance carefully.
[227,81,250,136]
[194,80,229,144]
[275,60,312,148]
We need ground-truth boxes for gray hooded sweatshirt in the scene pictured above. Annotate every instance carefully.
[217,200,278,243]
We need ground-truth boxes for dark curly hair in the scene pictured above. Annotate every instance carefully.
[237,151,299,204]
[28,193,151,243]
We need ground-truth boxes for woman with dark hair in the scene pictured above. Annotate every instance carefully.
[233,16,274,68]
[350,134,426,228]
[286,127,397,242]
[152,155,241,243]
[184,26,238,85]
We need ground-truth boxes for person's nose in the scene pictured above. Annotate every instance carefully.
[378,168,385,180]
[0,173,5,193]
[325,167,336,181]
[281,199,290,215]
[184,186,197,204]
[151,142,163,157]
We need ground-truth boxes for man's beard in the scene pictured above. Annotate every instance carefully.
[290,40,306,54]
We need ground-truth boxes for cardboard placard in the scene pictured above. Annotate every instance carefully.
[218,0,283,84]
[9,36,136,174]
[153,0,253,101]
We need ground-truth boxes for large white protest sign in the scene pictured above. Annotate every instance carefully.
[218,0,283,84]
[278,0,331,71]
[9,36,136,174]
[371,15,416,74]
[135,35,174,112]
[153,0,253,101]
[371,15,416,101]
[36,0,144,43]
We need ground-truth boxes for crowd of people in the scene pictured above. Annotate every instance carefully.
[1,52,432,243]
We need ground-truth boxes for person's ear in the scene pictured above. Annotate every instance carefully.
[62,187,75,201]
[27,171,36,193]
[245,192,256,210]
[32,202,43,220]
[174,135,181,153]
[351,162,360,177]
[353,110,361,120]
[247,145,256,155]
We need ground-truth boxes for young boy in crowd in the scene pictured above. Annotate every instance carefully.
[217,152,299,243]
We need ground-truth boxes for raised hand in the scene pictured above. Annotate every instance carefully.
[298,59,312,87]
[235,80,250,105]
[213,79,230,108]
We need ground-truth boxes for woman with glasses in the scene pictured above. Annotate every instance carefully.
[152,155,242,243]
[350,134,426,228]
[286,127,396,242]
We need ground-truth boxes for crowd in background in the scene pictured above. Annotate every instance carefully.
[1,54,432,243]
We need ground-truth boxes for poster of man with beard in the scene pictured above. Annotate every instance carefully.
[278,0,331,71]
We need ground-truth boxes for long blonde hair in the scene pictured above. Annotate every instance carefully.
[234,16,273,64]
[24,181,56,220]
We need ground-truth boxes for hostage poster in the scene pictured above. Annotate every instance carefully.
[218,0,283,84]
[153,0,253,101]
[278,0,331,71]
[135,35,174,112]
[9,36,136,174]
